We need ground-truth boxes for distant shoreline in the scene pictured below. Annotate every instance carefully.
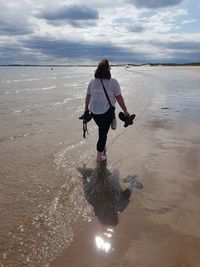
[0,63,200,67]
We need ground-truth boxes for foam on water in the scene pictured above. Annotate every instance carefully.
[51,97,75,106]
[54,140,86,169]
[0,86,57,96]
[0,78,41,84]
[0,130,43,143]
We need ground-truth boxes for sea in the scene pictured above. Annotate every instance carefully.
[0,66,199,267]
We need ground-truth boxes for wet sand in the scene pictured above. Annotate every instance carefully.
[1,66,199,267]
[50,68,200,267]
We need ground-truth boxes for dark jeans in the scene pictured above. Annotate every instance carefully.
[92,108,113,152]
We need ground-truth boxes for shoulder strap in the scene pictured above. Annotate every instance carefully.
[100,79,112,107]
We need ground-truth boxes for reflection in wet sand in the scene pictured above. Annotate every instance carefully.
[78,161,143,228]
[77,161,143,255]
[78,161,134,226]
[95,235,111,253]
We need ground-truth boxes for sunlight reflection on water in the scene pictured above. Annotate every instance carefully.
[95,227,116,253]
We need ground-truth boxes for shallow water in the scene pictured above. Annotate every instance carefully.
[0,66,150,266]
[0,66,200,267]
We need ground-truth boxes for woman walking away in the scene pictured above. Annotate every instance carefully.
[84,59,130,162]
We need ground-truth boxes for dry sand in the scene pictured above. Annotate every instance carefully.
[50,68,200,267]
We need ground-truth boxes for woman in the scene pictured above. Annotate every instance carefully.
[84,59,130,162]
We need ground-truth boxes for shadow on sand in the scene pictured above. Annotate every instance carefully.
[77,161,143,227]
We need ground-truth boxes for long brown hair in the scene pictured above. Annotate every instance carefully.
[94,59,111,79]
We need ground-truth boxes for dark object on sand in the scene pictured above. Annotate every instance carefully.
[118,112,136,127]
[161,107,170,109]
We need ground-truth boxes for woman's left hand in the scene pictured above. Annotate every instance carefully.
[124,111,130,117]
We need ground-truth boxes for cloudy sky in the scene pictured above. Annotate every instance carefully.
[0,0,199,64]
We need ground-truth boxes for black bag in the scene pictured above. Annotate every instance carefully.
[108,105,115,117]
[100,79,117,130]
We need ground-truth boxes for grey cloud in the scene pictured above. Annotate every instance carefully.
[172,51,200,63]
[38,4,99,25]
[22,37,200,64]
[0,44,39,64]
[129,0,183,9]
[1,37,199,65]
[0,2,35,36]
[127,24,146,33]
[20,37,147,63]
[68,20,98,28]
[151,40,200,51]
[149,39,200,63]
[44,19,98,28]
[0,19,34,36]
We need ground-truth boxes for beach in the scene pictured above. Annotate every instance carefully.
[0,66,200,267]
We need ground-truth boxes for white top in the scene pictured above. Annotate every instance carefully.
[87,78,121,114]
